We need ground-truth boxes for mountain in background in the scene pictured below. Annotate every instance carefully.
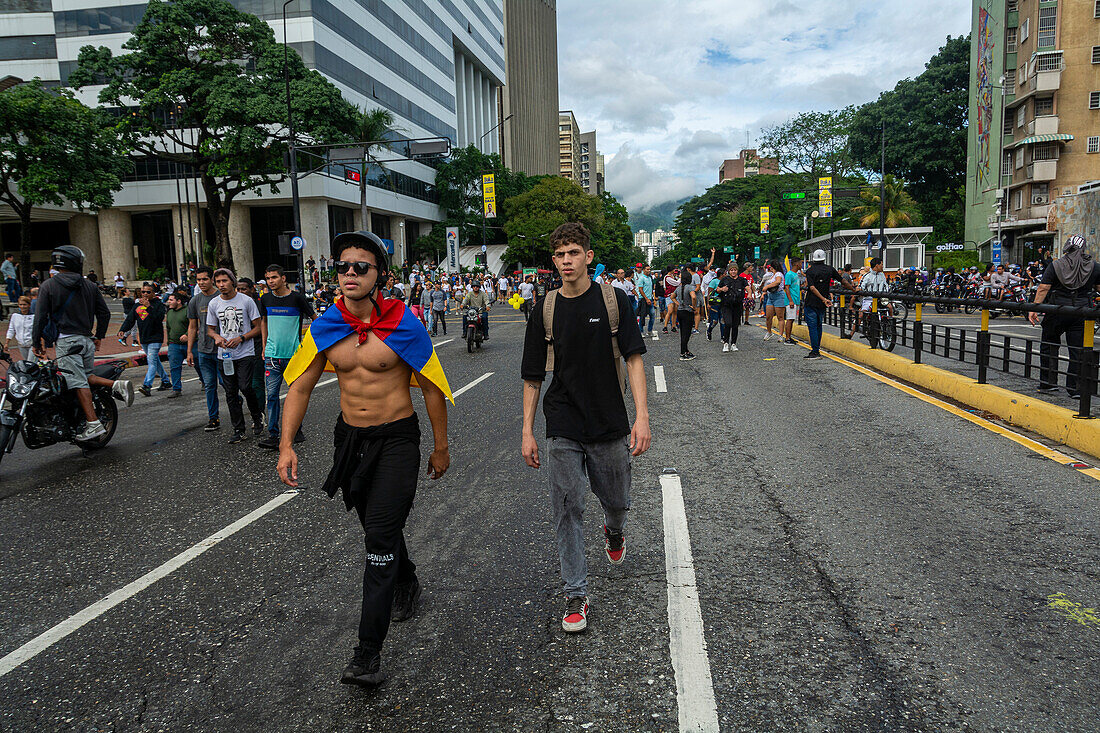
[629,198,690,233]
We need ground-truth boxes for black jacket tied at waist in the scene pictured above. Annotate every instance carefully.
[322,413,421,511]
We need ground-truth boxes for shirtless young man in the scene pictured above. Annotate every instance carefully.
[278,231,450,688]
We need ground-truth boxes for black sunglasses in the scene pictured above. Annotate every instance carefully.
[334,260,379,276]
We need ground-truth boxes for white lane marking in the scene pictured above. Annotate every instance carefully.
[183,377,201,383]
[433,338,455,347]
[0,491,300,679]
[279,376,337,401]
[452,371,493,399]
[654,365,667,393]
[660,472,719,733]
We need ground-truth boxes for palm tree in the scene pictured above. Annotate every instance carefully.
[851,174,919,228]
[351,107,399,229]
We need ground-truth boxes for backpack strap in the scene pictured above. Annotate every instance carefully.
[599,283,626,394]
[542,290,559,373]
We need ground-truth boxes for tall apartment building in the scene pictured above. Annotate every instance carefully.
[718,149,779,182]
[578,130,605,195]
[0,0,507,280]
[964,0,1100,263]
[558,110,581,184]
[501,0,558,176]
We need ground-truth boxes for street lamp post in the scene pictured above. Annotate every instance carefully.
[478,114,514,262]
[879,119,886,261]
[283,0,303,289]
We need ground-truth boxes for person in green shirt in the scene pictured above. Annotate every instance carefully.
[165,293,190,398]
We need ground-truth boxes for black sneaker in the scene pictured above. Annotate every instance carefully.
[662,327,668,333]
[252,420,265,438]
[784,339,796,345]
[204,418,220,432]
[604,526,625,565]
[804,351,822,359]
[391,577,422,622]
[293,430,306,444]
[679,352,696,361]
[1068,391,1081,400]
[1036,384,1058,393]
[157,382,171,391]
[341,646,385,687]
[228,430,246,444]
[138,385,151,397]
[562,596,589,633]
[257,436,279,449]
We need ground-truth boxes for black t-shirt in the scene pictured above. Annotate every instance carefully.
[804,263,842,308]
[1040,262,1100,305]
[521,283,646,442]
[718,275,745,306]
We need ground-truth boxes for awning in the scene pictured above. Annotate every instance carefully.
[1010,133,1074,148]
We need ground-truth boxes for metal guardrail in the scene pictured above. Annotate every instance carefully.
[826,290,1099,418]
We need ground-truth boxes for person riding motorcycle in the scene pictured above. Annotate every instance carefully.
[31,246,134,441]
[460,281,490,339]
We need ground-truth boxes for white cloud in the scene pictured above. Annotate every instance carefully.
[557,0,971,211]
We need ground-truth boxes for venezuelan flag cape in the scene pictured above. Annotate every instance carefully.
[283,296,453,403]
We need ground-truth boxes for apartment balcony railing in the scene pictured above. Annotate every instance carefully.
[1026,115,1059,136]
[1026,160,1058,181]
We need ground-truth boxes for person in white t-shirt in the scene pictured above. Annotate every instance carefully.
[498,275,510,299]
[518,277,535,321]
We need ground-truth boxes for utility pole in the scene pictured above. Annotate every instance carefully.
[283,0,303,289]
[879,119,886,261]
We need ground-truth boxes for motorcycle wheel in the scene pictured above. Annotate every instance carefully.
[880,317,898,352]
[964,302,977,315]
[0,425,13,463]
[467,330,475,353]
[78,390,118,449]
[934,302,945,314]
[893,302,909,321]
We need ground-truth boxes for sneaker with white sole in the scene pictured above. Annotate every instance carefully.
[112,380,134,407]
[604,526,626,565]
[562,596,589,633]
[75,420,107,442]
[721,343,729,352]
[763,333,772,341]
[731,344,739,351]
[652,332,659,341]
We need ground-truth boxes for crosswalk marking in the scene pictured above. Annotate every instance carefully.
[654,365,667,393]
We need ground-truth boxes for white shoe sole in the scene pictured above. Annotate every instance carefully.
[76,426,107,442]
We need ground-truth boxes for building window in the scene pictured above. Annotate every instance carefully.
[1034,50,1062,72]
[1037,7,1057,48]
[1017,105,1026,128]
[1018,64,1026,86]
[1087,136,1100,153]
[1004,76,1015,95]
[0,35,56,61]
[1091,91,1100,109]
[1093,46,1100,64]
[1016,148,1025,169]
[1007,0,1018,10]
[1006,27,1017,53]
[1002,151,1013,176]
[1020,17,1029,43]
[1032,182,1049,205]
[1003,114,1013,136]
[1013,189,1023,210]
[1035,96,1053,116]
[1032,143,1058,161]
[1096,0,1100,18]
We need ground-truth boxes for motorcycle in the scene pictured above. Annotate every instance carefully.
[0,348,126,468]
[463,308,486,353]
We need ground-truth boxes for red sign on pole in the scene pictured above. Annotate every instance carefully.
[345,169,361,182]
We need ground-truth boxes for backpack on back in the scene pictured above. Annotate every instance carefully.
[542,283,625,393]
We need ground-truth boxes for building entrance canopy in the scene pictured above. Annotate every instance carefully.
[796,227,933,271]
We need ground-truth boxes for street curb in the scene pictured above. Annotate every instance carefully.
[793,324,1100,460]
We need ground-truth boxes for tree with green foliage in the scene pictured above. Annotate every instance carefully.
[758,107,858,180]
[412,145,537,264]
[351,107,399,231]
[0,80,129,282]
[850,174,919,228]
[849,35,969,244]
[70,0,358,269]
[502,177,641,271]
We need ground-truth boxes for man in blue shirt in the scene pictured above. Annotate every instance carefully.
[2,254,21,302]
[633,263,657,340]
[783,256,803,345]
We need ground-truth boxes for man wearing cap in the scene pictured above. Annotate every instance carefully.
[278,231,451,688]
[802,249,844,359]
[460,279,490,339]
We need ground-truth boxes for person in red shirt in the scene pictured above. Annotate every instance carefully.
[661,268,681,333]
[740,262,756,324]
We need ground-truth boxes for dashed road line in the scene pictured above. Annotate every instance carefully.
[660,471,719,733]
[453,372,493,398]
[654,365,667,393]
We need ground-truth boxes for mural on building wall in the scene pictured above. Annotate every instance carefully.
[975,3,996,190]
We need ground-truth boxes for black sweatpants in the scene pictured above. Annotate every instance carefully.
[678,310,694,354]
[323,414,421,654]
[220,355,262,431]
[1039,313,1084,392]
[720,304,741,344]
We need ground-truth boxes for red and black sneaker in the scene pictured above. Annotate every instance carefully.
[604,525,626,565]
[562,596,589,633]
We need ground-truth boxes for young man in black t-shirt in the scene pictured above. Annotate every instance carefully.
[521,222,650,633]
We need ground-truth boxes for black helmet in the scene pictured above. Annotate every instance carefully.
[331,231,390,280]
[51,245,85,274]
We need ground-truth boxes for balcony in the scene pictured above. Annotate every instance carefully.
[1026,115,1059,136]
[1026,160,1057,181]
[1031,69,1061,93]
[1027,204,1052,220]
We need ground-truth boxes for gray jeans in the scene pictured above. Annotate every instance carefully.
[547,435,632,598]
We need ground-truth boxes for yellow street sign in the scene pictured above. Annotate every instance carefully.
[818,177,832,218]
[759,206,770,234]
[818,176,832,190]
[482,173,497,219]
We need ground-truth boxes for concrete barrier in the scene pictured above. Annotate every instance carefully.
[794,324,1100,460]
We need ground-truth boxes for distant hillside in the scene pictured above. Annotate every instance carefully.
[629,198,690,233]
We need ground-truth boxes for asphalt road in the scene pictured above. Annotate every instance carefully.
[1,309,1099,732]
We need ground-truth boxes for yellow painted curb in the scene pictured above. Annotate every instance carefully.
[792,324,1100,460]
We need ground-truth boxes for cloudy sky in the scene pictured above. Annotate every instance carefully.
[556,0,972,212]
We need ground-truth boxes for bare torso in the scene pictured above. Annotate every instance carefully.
[324,331,415,427]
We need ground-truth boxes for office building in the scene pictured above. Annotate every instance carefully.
[558,110,581,184]
[578,130,604,195]
[718,149,779,182]
[501,0,558,176]
[0,0,507,280]
[964,0,1100,263]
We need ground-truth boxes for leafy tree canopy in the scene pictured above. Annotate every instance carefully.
[70,0,358,268]
[0,80,129,279]
[758,107,858,180]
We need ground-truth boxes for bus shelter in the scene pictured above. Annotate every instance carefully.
[796,227,933,272]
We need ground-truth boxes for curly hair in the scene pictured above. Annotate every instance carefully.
[549,222,591,252]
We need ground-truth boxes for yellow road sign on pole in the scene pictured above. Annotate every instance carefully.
[818,176,832,218]
[482,173,497,218]
[759,206,770,234]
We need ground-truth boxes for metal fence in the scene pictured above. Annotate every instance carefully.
[822,290,1100,418]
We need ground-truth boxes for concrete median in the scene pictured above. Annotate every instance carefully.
[793,324,1100,460]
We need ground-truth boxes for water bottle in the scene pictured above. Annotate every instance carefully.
[221,349,234,375]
